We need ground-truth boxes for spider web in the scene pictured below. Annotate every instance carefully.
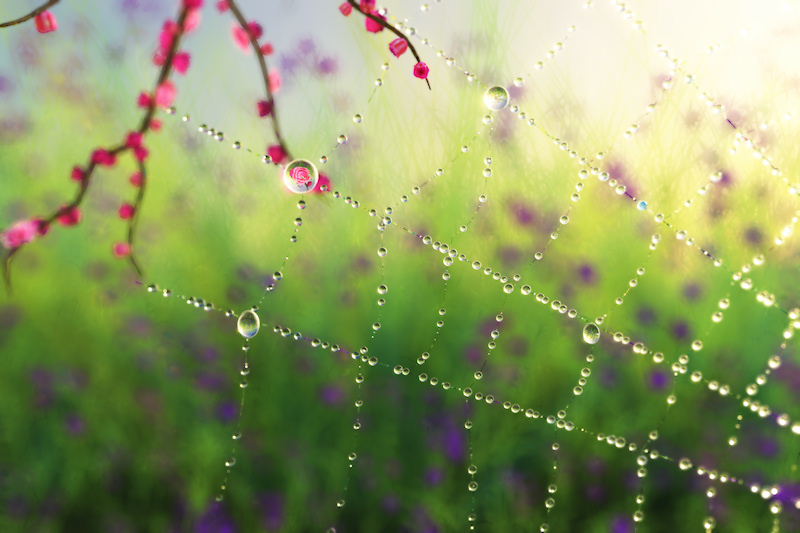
[2,0,800,532]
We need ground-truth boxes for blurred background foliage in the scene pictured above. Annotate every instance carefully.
[1,0,800,531]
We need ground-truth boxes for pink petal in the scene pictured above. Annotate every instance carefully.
[266,145,286,164]
[339,3,352,16]
[247,21,263,40]
[268,69,281,93]
[413,61,429,80]
[137,92,152,108]
[389,38,407,58]
[133,146,149,162]
[126,132,143,148]
[183,0,204,8]
[71,166,85,182]
[113,242,131,258]
[119,203,135,219]
[150,119,163,131]
[154,80,176,108]
[153,50,166,66]
[216,1,230,12]
[232,25,250,51]
[365,13,385,33]
[57,206,81,227]
[257,100,272,117]
[260,42,274,55]
[184,9,201,32]
[0,220,38,249]
[34,11,57,33]
[130,172,143,187]
[174,51,191,74]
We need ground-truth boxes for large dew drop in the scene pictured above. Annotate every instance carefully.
[283,159,319,194]
[582,323,600,345]
[483,86,509,111]
[237,310,260,338]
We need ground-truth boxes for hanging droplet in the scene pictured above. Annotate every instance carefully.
[283,159,319,194]
[483,86,510,111]
[237,310,260,338]
[583,323,600,344]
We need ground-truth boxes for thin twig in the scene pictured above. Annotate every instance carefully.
[2,4,192,292]
[127,160,147,278]
[346,0,431,90]
[226,0,293,161]
[0,0,59,29]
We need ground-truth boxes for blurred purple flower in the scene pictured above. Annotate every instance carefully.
[196,502,236,533]
[510,201,534,226]
[382,494,401,514]
[196,372,225,391]
[683,283,702,300]
[672,321,690,340]
[744,227,763,246]
[318,57,338,75]
[258,492,284,531]
[320,384,345,405]
[443,424,465,462]
[578,263,596,284]
[216,401,237,423]
[610,515,633,533]
[298,39,315,55]
[0,75,12,96]
[425,467,443,486]
[637,306,656,325]
[649,369,669,390]
[65,414,86,436]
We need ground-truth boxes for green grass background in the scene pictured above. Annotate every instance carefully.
[1,1,799,531]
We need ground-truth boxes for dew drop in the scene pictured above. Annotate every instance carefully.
[283,159,319,194]
[583,323,600,344]
[483,86,510,111]
[237,310,260,338]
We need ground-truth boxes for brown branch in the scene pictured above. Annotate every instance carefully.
[126,160,147,278]
[226,0,293,162]
[346,0,431,90]
[2,4,192,293]
[0,0,59,29]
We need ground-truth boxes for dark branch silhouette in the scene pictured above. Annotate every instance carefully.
[0,0,59,29]
[346,0,431,90]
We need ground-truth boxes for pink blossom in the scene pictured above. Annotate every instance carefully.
[260,42,274,55]
[71,166,85,182]
[133,146,149,162]
[153,50,166,66]
[232,25,250,51]
[160,20,178,51]
[183,0,204,8]
[57,206,81,227]
[126,132,143,148]
[154,80,176,108]
[248,22,263,40]
[339,2,352,16]
[365,13,385,33]
[119,203,135,219]
[174,51,191,74]
[91,149,116,167]
[0,220,38,249]
[183,9,201,32]
[257,100,272,117]
[413,61,429,79]
[266,144,286,164]
[360,0,375,12]
[268,69,281,93]
[34,11,57,34]
[34,219,49,236]
[137,92,152,108]
[216,1,229,12]
[129,172,143,187]
[389,38,407,57]
[150,119,163,131]
[113,242,131,258]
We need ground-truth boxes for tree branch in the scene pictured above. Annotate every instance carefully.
[0,0,59,29]
[346,0,431,90]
